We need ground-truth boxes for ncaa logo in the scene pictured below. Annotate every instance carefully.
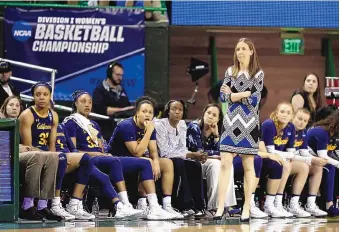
[12,21,32,42]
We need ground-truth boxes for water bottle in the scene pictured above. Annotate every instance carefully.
[255,196,259,208]
[92,197,99,217]
[283,193,289,208]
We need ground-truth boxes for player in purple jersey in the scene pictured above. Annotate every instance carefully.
[307,110,339,217]
[291,108,328,217]
[18,83,66,221]
[109,96,183,219]
[55,123,141,219]
[262,102,312,218]
[44,101,96,221]
[0,95,59,221]
[63,91,176,220]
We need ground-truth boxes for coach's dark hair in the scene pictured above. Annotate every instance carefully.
[161,100,187,120]
[198,103,224,135]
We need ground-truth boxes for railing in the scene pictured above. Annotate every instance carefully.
[0,58,57,99]
[325,76,339,98]
[6,66,109,120]
[20,94,110,120]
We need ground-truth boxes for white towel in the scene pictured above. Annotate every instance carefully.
[63,113,99,147]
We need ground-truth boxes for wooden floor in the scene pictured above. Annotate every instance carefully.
[0,218,338,232]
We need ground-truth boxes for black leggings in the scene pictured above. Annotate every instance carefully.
[171,158,205,211]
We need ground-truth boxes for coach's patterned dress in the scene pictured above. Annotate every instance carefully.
[220,67,264,155]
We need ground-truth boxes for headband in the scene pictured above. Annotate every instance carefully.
[73,91,90,102]
[31,82,52,95]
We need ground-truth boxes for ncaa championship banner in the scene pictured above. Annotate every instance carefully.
[4,7,145,101]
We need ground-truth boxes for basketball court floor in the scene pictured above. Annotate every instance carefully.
[0,217,338,232]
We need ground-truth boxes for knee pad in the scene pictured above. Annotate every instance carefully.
[79,153,91,165]
[80,153,94,171]
[76,153,94,184]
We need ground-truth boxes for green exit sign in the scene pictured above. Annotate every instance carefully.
[281,38,304,55]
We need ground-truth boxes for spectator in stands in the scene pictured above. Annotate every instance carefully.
[307,110,339,217]
[0,95,21,119]
[155,100,207,218]
[108,96,182,219]
[291,73,322,126]
[0,61,19,107]
[186,103,237,216]
[65,91,176,220]
[92,62,134,140]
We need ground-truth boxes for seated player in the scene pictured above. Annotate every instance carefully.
[262,102,312,218]
[18,83,74,221]
[0,95,59,221]
[292,108,328,217]
[63,91,176,220]
[108,96,183,219]
[307,110,339,217]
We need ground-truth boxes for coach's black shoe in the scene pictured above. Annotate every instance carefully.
[240,217,250,223]
[327,205,339,217]
[108,204,117,217]
[194,210,207,219]
[19,206,45,221]
[213,211,225,220]
[38,207,64,221]
[213,215,223,220]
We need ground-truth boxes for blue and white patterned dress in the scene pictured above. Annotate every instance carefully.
[220,67,264,155]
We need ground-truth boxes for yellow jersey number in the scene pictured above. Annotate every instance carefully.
[57,139,64,150]
[38,132,49,146]
[87,136,97,148]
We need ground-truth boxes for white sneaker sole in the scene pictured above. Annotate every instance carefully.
[63,216,76,221]
[267,214,285,218]
[146,216,172,220]
[293,214,311,218]
[72,215,95,220]
[251,214,268,219]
